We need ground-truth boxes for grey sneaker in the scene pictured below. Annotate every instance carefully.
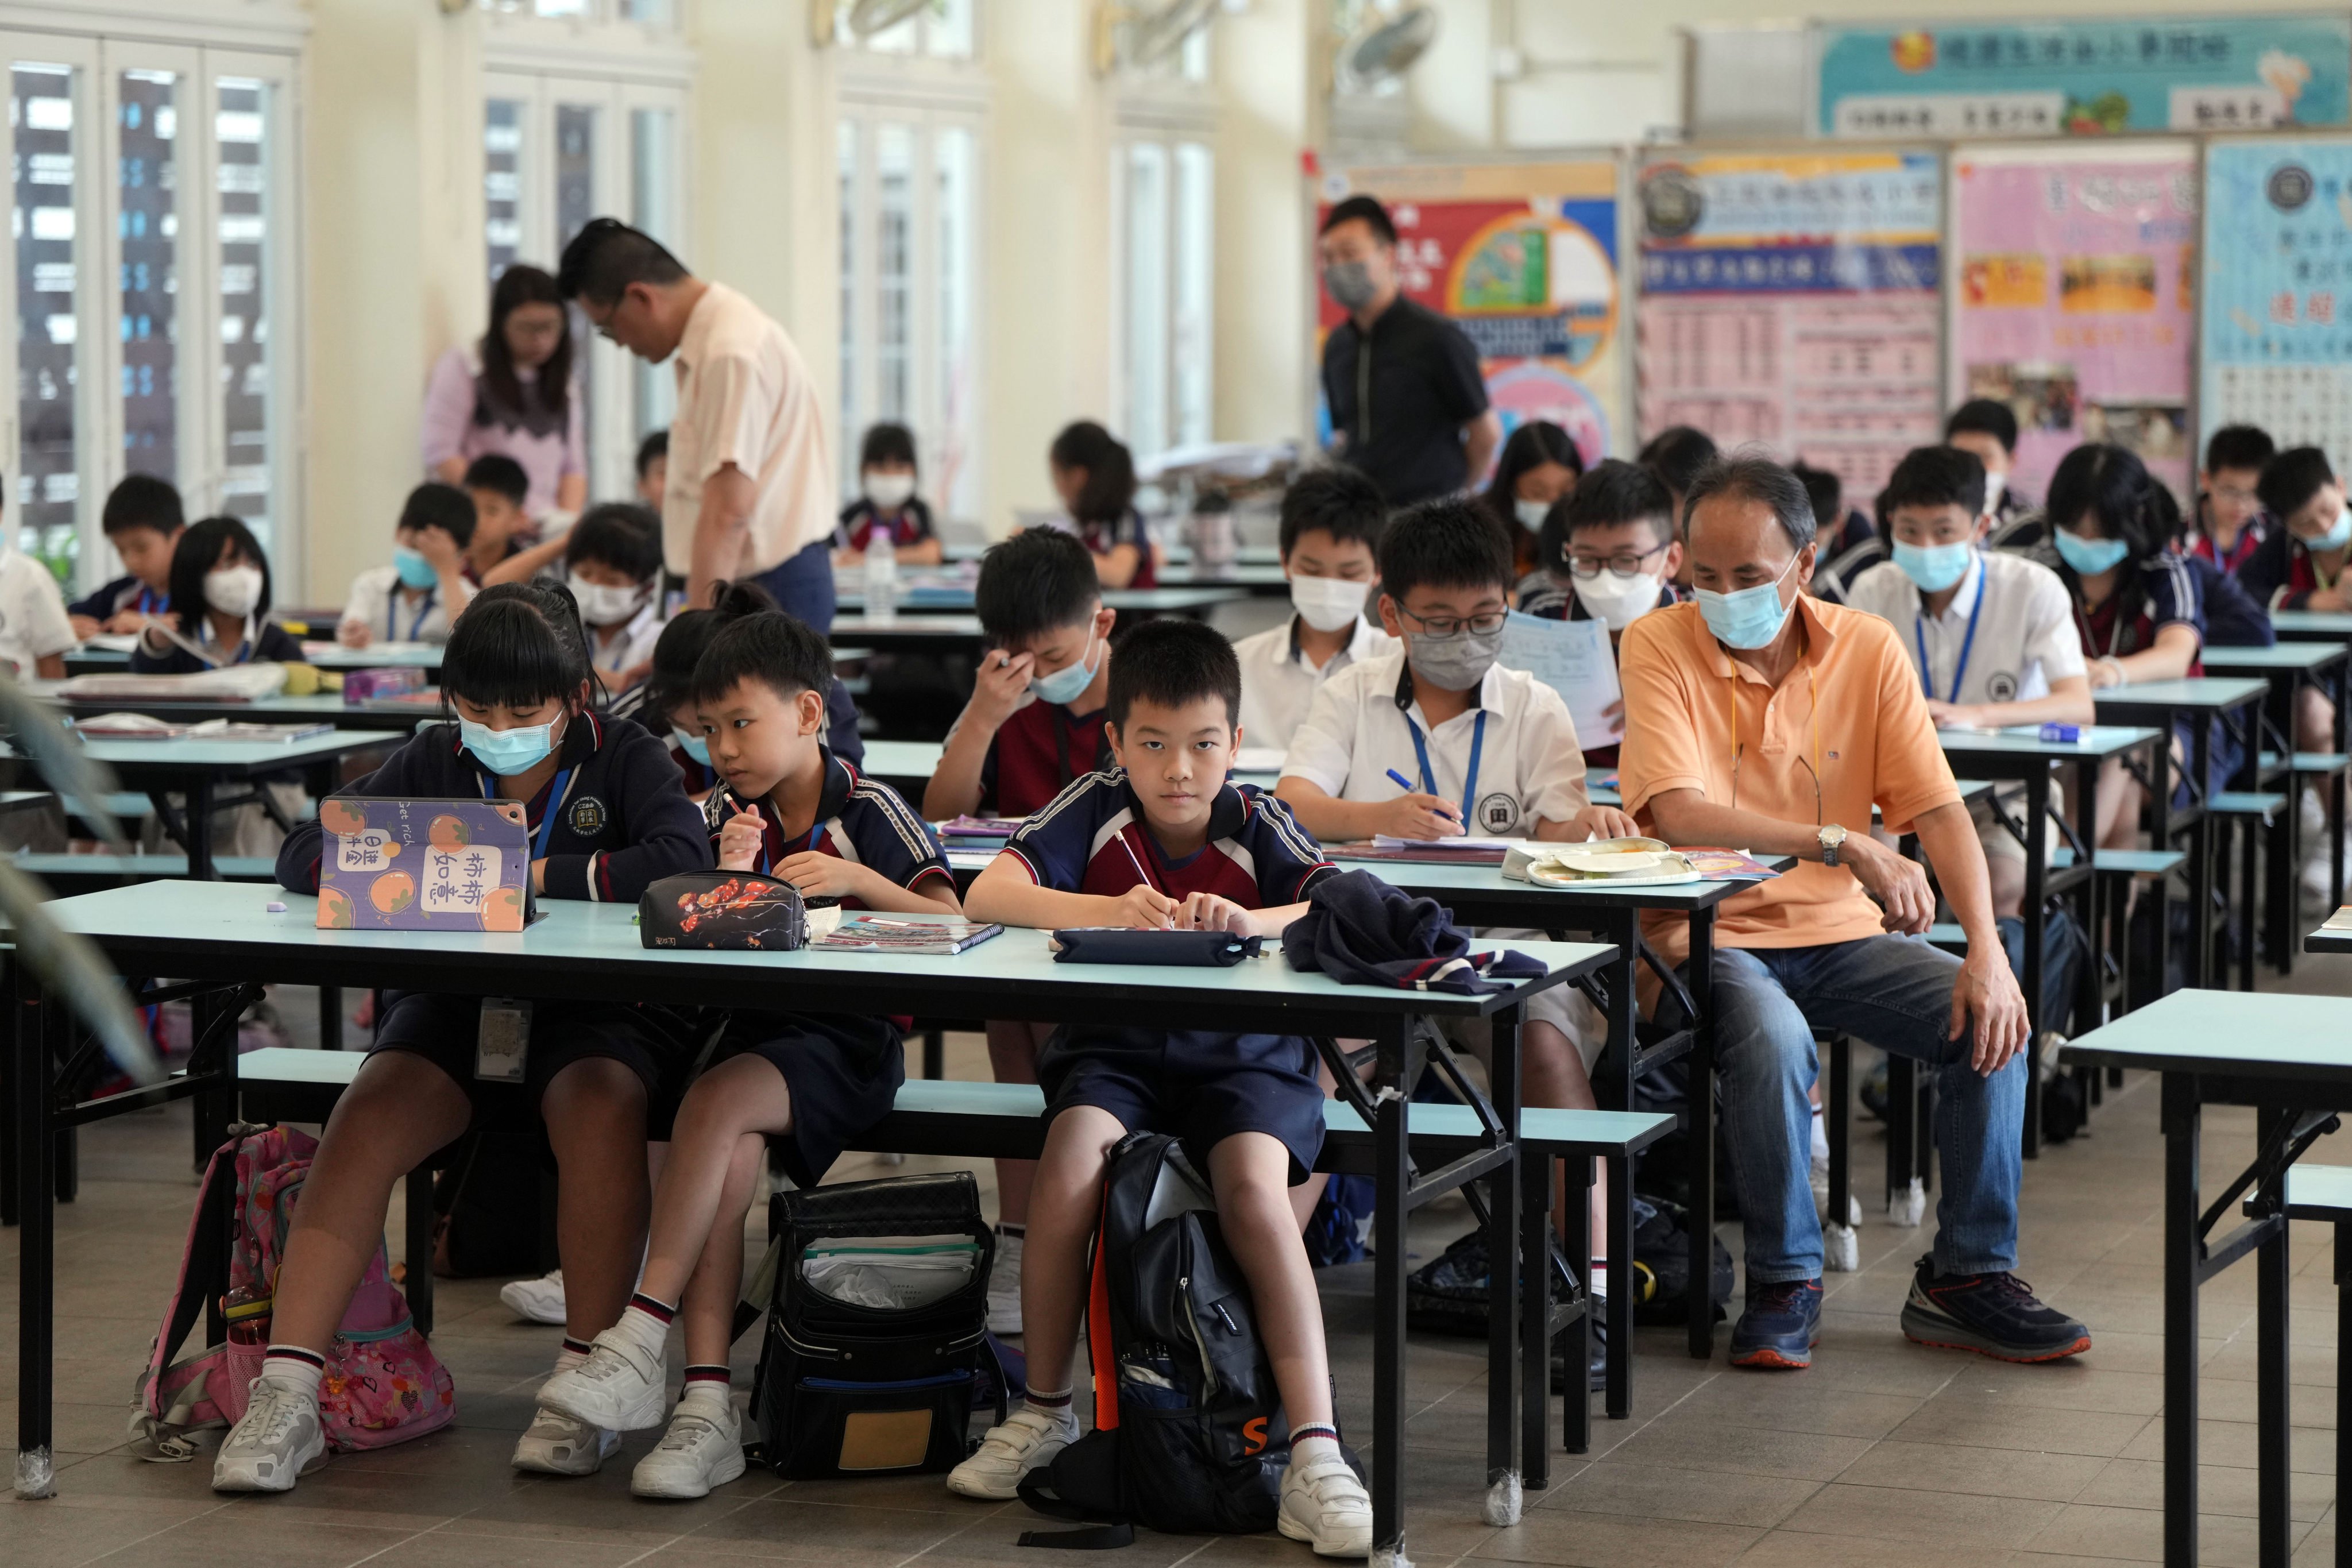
[211,1377,328,1493]
[511,1405,621,1474]
[536,1326,667,1431]
[631,1397,747,1499]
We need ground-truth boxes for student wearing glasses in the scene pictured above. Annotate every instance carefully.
[1617,453,2088,1372]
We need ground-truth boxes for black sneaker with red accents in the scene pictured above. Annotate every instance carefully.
[1901,1254,2090,1363]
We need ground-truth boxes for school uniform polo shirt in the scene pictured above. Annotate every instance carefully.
[1617,597,1963,965]
[703,750,950,907]
[2033,546,2204,670]
[339,565,464,645]
[1231,613,1396,754]
[1844,549,2084,708]
[68,573,166,623]
[1281,646,1592,838]
[588,597,664,690]
[1080,509,1157,588]
[2189,508,2268,574]
[0,546,79,675]
[1001,768,1335,907]
[2236,523,2345,613]
[836,497,937,554]
[977,694,1114,818]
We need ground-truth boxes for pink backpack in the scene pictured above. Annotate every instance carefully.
[130,1124,455,1461]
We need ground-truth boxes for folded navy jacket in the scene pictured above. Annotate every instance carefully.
[1280,868,1546,994]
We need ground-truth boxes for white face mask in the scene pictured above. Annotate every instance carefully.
[205,564,264,619]
[1980,472,2006,515]
[1573,568,1663,632]
[568,573,647,629]
[1289,573,1370,634]
[864,472,917,511]
[1513,498,1551,533]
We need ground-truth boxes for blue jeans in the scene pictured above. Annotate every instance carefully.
[751,539,837,634]
[1708,934,2023,1284]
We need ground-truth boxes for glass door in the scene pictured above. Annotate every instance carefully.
[202,51,295,574]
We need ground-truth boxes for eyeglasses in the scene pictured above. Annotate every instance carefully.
[1566,543,1669,580]
[1396,606,1508,639]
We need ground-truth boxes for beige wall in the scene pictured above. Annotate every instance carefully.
[1212,0,1320,452]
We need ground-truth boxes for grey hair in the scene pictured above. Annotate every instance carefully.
[1681,451,1816,555]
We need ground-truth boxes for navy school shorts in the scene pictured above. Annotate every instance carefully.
[1036,1026,1326,1184]
[706,1010,905,1188]
[368,990,704,1140]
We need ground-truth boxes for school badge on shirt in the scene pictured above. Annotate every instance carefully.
[567,795,608,837]
[1477,792,1520,835]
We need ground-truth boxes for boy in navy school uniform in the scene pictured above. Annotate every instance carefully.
[922,527,1117,1334]
[68,474,184,639]
[2192,423,2275,574]
[538,608,959,1501]
[463,453,533,584]
[945,618,1374,1558]
[2244,446,2352,898]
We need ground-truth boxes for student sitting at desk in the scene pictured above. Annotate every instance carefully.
[2191,423,2274,573]
[538,609,957,1500]
[130,516,304,673]
[68,474,183,638]
[2242,445,2352,897]
[947,619,1374,1557]
[2036,443,2214,851]
[338,482,476,649]
[1797,461,1879,603]
[1049,420,1157,589]
[1617,452,2088,1370]
[635,428,667,510]
[1846,445,2092,932]
[1948,398,2033,540]
[462,453,533,585]
[1480,417,1583,588]
[563,503,665,692]
[214,581,710,1496]
[834,420,943,566]
[1636,425,1717,589]
[0,482,76,680]
[1232,465,1393,751]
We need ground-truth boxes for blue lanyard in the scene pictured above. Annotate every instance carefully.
[1407,708,1486,824]
[134,584,163,615]
[744,800,823,875]
[1914,559,1985,705]
[482,766,574,859]
[388,586,434,643]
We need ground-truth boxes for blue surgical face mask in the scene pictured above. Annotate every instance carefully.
[671,725,712,766]
[392,545,438,591]
[460,713,565,777]
[2052,527,2131,577]
[1892,539,1973,594]
[1029,627,1099,707]
[2310,505,2352,553]
[1694,551,1802,651]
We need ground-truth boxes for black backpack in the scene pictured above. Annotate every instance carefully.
[747,1171,1001,1479]
[1019,1132,1343,1546]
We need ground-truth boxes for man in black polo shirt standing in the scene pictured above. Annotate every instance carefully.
[1318,195,1501,505]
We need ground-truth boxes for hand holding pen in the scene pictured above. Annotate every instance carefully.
[1381,768,1466,840]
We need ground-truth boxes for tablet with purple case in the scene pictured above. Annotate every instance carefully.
[316,797,536,932]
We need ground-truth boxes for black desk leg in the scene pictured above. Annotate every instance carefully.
[187,777,215,883]
[1558,1151,1592,1462]
[923,1029,944,1080]
[1523,1133,1557,1474]
[1602,910,1633,1420]
[1485,1005,1523,1521]
[2146,738,2176,1011]
[404,1165,436,1336]
[1371,1013,1411,1564]
[2335,1223,2351,1568]
[14,974,55,1497]
[1686,907,1717,1360]
[2161,1073,2200,1568]
[2188,717,2214,991]
[319,986,343,1052]
[2257,1109,2290,1568]
[1,978,19,1229]
[2022,772,2049,1158]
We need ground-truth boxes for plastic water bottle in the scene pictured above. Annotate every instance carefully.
[864,531,899,624]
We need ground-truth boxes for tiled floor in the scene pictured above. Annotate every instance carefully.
[7,956,2352,1568]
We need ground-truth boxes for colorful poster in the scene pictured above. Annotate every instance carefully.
[2200,137,2352,463]
[1951,144,2197,507]
[1316,160,1623,468]
[1817,15,2352,139]
[1635,150,1941,500]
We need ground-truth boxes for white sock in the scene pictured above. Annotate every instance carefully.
[613,1303,671,1355]
[676,1379,732,1422]
[1025,1387,1079,1428]
[1289,1426,1342,1466]
[1589,1260,1608,1300]
[260,1347,325,1403]
[553,1343,588,1375]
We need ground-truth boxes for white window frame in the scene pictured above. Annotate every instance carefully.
[1111,78,1218,465]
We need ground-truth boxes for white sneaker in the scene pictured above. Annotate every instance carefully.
[987,1230,1024,1335]
[500,1269,568,1326]
[211,1377,328,1493]
[536,1326,669,1432]
[632,1395,747,1499]
[512,1405,621,1475]
[945,1406,1076,1500]
[1277,1451,1373,1558]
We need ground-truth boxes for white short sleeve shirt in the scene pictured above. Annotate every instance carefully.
[1232,615,1396,754]
[1845,549,2086,707]
[0,548,79,674]
[339,565,465,645]
[1280,646,1590,836]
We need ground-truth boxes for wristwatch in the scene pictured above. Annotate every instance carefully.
[1817,823,1848,867]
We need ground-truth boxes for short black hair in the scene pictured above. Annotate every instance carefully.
[644,580,778,720]
[1636,426,1718,500]
[167,517,271,638]
[1048,421,1137,526]
[1875,446,1988,543]
[1320,194,1398,246]
[1377,497,1514,603]
[2259,446,2338,523]
[1790,462,1843,539]
[2046,443,2183,566]
[397,482,478,549]
[1541,459,1673,571]
[635,427,669,480]
[2206,423,2276,477]
[1279,466,1388,557]
[1945,397,2019,454]
[1682,454,1815,555]
[975,528,1102,644]
[566,502,662,583]
[1106,617,1241,731]
[441,581,595,713]
[860,422,918,471]
[102,474,183,539]
[463,454,529,507]
[689,610,836,710]
[557,217,689,307]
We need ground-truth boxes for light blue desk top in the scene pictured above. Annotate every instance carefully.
[2272,610,2352,640]
[859,739,944,781]
[2093,677,2269,712]
[64,639,443,671]
[5,731,385,773]
[1934,724,2161,760]
[2059,989,2352,1081]
[50,882,1612,1023]
[837,586,1246,616]
[830,615,984,642]
[2200,644,2347,673]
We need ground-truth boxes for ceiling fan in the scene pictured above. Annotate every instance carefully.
[811,0,934,46]
[1337,3,1437,90]
[1092,0,1223,75]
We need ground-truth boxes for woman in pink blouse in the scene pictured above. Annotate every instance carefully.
[420,265,588,517]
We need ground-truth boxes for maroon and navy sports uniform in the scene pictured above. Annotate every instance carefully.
[2235,522,2342,613]
[978,694,1113,817]
[836,496,937,555]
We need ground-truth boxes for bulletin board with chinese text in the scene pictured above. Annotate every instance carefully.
[2198,136,2352,462]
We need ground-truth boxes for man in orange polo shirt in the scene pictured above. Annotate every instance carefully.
[1619,454,2090,1372]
